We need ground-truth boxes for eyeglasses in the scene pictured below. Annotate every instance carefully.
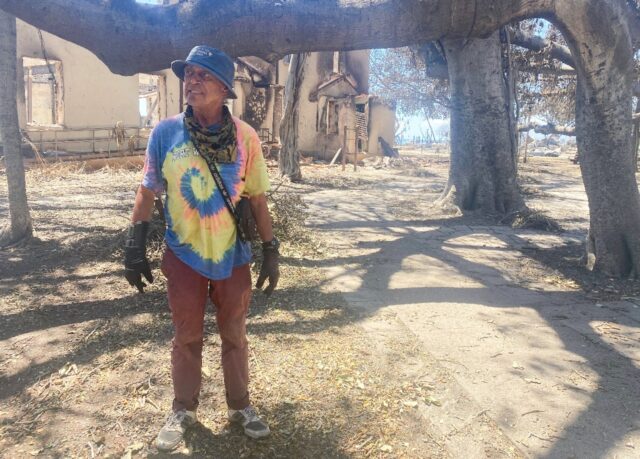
[184,66,218,84]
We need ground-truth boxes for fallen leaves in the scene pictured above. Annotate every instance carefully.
[58,362,78,377]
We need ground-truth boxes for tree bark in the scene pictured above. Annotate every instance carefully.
[438,31,524,215]
[278,54,305,182]
[272,85,284,145]
[0,9,32,246]
[0,0,555,75]
[554,0,640,277]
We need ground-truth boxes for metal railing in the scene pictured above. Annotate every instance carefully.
[22,124,151,160]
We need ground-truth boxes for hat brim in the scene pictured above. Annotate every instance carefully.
[171,60,238,99]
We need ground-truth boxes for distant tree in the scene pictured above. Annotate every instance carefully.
[369,47,449,121]
[279,53,305,182]
[512,20,578,130]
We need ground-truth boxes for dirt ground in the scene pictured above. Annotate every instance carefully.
[0,147,639,458]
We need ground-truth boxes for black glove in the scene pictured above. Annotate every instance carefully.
[256,243,280,297]
[124,221,153,293]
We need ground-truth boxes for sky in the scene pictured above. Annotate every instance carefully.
[397,116,449,144]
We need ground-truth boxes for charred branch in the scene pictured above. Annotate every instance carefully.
[519,121,576,136]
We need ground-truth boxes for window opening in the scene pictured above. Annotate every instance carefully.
[139,74,161,127]
[23,57,63,126]
[327,100,339,134]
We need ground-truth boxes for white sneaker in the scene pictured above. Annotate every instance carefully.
[155,409,197,451]
[228,406,270,439]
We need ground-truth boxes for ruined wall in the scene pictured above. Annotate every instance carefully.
[345,50,369,94]
[368,99,396,156]
[15,21,141,152]
[296,52,338,156]
[294,50,374,159]
[230,79,250,120]
[157,69,182,118]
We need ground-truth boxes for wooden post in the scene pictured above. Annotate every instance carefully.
[523,116,531,164]
[633,100,640,171]
[634,119,640,171]
[26,68,33,123]
[353,128,357,171]
[342,125,347,172]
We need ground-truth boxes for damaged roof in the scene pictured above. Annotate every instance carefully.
[310,72,359,101]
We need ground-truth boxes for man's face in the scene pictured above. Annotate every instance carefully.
[183,64,227,110]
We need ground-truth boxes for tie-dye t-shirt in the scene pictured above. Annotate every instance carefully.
[141,113,270,280]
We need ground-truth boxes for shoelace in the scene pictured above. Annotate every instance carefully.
[241,406,258,422]
[166,411,189,430]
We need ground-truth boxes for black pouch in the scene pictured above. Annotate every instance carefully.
[235,197,259,242]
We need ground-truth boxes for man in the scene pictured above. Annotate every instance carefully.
[123,45,279,451]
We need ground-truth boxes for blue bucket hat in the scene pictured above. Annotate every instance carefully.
[171,45,237,99]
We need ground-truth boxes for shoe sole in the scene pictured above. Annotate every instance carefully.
[156,438,182,452]
[156,419,197,451]
[228,414,270,439]
[244,428,271,439]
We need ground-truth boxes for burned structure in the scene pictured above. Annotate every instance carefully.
[8,20,394,161]
[293,51,396,161]
[13,19,181,156]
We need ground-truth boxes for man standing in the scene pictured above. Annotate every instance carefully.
[123,45,279,451]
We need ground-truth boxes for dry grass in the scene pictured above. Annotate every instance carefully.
[0,161,447,458]
[504,208,563,232]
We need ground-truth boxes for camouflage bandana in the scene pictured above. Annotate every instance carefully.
[184,105,237,163]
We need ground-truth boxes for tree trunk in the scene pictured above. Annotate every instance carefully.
[278,53,305,182]
[272,85,284,145]
[554,0,640,277]
[438,31,524,215]
[0,9,32,247]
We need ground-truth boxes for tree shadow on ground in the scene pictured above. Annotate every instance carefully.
[3,196,638,457]
[0,221,166,299]
[0,293,171,401]
[306,216,639,458]
[0,253,393,457]
[147,401,348,458]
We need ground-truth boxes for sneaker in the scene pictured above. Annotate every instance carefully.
[228,406,270,439]
[155,409,197,451]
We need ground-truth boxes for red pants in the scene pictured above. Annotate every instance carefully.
[161,248,252,412]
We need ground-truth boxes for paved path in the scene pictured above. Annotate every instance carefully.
[304,163,640,459]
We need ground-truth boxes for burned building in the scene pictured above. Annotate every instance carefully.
[6,18,394,162]
[293,51,396,161]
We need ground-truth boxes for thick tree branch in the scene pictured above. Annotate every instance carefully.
[510,28,575,68]
[0,0,554,75]
[516,64,576,75]
[519,121,576,136]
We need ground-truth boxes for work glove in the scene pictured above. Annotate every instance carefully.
[124,221,153,293]
[256,243,280,297]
